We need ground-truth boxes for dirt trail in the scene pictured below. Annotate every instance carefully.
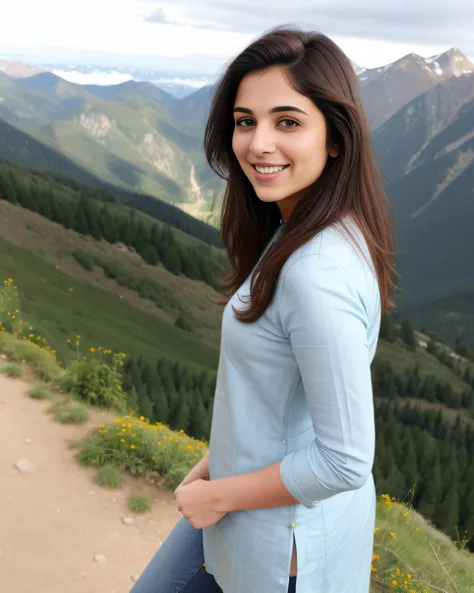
[0,374,181,593]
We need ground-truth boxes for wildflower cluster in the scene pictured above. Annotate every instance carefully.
[0,278,56,358]
[77,414,207,489]
[372,493,430,593]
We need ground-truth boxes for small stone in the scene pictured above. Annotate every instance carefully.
[25,439,32,443]
[15,460,36,473]
[1,400,8,404]
[121,516,134,525]
[94,555,107,563]
[80,572,88,579]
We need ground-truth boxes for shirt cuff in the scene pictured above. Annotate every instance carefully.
[280,450,319,509]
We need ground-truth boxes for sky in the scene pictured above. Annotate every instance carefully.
[1,0,473,86]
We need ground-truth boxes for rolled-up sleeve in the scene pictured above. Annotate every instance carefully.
[278,252,375,509]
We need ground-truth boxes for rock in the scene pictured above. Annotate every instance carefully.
[121,516,134,525]
[25,439,32,443]
[94,555,107,563]
[1,400,8,404]
[131,575,139,583]
[15,460,36,473]
[79,572,88,579]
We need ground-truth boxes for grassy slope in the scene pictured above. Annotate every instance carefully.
[0,233,218,369]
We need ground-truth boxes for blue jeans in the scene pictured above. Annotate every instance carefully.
[130,516,297,593]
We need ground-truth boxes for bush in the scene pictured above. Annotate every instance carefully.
[95,464,124,489]
[175,311,195,333]
[48,401,89,424]
[28,385,50,399]
[128,493,151,513]
[61,351,127,412]
[72,250,95,271]
[0,363,22,378]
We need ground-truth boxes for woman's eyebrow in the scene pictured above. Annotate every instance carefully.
[233,105,309,115]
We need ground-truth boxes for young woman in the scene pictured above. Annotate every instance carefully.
[130,26,396,593]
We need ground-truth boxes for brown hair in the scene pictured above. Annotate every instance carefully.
[204,26,397,322]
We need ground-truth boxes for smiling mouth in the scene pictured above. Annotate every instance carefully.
[252,164,290,174]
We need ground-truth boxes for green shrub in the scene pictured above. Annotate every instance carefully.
[95,464,124,488]
[128,493,151,513]
[0,363,22,378]
[72,250,95,271]
[175,311,195,333]
[61,353,127,412]
[48,401,89,424]
[28,385,50,399]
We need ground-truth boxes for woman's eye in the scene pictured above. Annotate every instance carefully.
[279,119,299,128]
[236,118,254,127]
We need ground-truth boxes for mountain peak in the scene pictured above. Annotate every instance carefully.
[0,58,45,78]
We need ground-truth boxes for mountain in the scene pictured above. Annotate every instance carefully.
[359,48,474,129]
[0,58,45,78]
[0,71,221,211]
[372,72,474,344]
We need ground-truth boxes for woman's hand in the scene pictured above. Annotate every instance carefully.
[173,479,227,529]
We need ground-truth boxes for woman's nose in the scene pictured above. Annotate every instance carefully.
[248,124,276,155]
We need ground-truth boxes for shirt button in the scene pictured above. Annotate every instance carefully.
[282,439,287,444]
[291,522,296,528]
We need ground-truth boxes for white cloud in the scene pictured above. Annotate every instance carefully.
[51,69,135,86]
[0,0,472,73]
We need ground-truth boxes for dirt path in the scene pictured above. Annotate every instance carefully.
[0,374,181,593]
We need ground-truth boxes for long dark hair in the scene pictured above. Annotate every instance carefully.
[204,26,397,322]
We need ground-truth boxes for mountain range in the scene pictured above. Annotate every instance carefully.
[1,47,474,344]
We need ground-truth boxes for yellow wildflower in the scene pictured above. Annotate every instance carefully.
[407,574,412,579]
[140,416,145,421]
[1,327,5,332]
[395,568,401,575]
[151,457,156,461]
[98,424,105,428]
[157,441,162,446]
[90,347,95,353]
[392,581,397,586]
[7,278,13,283]
[120,438,125,443]
[389,532,396,539]
[404,581,408,586]
[402,511,408,517]
[130,444,135,449]
[371,566,377,573]
[415,528,420,532]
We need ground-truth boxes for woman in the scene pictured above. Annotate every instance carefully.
[131,26,396,593]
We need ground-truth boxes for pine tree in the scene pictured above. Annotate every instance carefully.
[436,490,460,537]
[401,319,417,351]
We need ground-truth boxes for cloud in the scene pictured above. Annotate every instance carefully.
[142,0,474,60]
[143,7,172,24]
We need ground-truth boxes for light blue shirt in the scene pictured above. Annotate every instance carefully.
[203,217,381,593]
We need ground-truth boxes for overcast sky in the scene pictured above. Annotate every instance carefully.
[1,0,473,77]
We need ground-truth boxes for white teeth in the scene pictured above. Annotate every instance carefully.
[254,165,286,174]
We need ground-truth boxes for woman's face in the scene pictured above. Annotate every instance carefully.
[232,66,338,220]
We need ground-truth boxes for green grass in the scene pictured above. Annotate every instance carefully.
[47,401,89,424]
[95,464,124,489]
[0,363,22,378]
[372,499,474,592]
[0,235,219,370]
[0,330,65,383]
[27,385,50,400]
[128,493,152,514]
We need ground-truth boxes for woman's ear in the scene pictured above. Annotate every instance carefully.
[328,145,339,158]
